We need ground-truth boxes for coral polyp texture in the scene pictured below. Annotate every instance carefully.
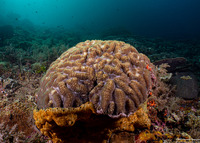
[35,40,156,118]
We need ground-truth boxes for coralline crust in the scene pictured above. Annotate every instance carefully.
[36,40,156,118]
[33,102,151,143]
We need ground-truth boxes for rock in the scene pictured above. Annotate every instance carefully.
[170,72,199,99]
[153,57,189,73]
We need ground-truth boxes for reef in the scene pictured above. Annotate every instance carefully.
[0,73,48,142]
[0,27,199,142]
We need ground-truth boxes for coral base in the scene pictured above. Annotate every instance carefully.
[33,102,150,143]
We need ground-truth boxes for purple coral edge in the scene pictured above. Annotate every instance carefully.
[96,108,128,118]
[108,112,128,118]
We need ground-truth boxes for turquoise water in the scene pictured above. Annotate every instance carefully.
[0,0,200,39]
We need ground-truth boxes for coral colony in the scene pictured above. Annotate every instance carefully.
[35,40,156,116]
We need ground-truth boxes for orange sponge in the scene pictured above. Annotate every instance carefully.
[33,102,150,142]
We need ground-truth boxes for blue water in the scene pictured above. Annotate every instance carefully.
[0,0,200,39]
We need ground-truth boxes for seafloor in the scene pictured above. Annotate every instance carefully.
[0,25,200,142]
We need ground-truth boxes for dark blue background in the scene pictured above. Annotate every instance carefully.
[0,0,200,39]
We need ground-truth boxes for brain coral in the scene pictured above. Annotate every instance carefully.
[35,40,156,118]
